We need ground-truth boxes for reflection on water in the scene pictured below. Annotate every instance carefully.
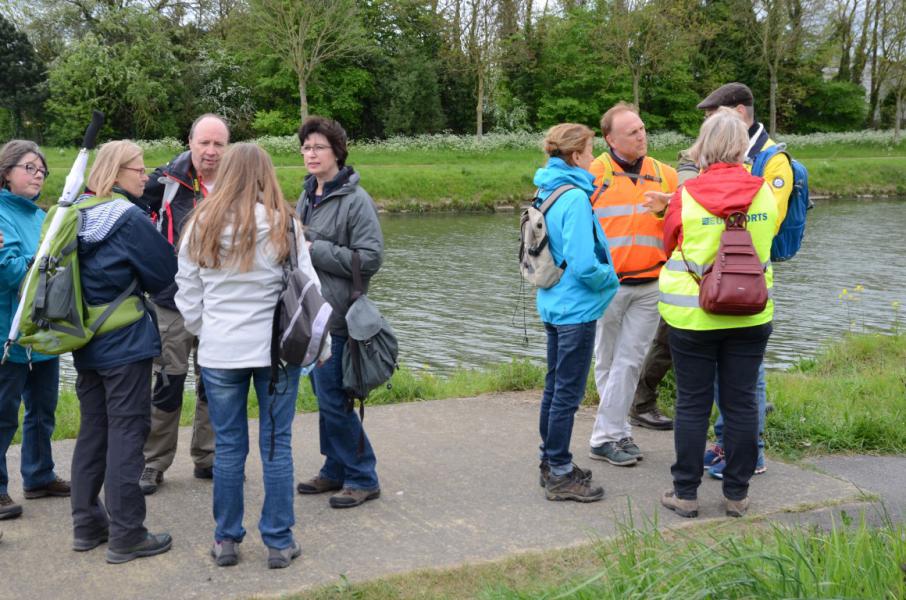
[59,198,906,384]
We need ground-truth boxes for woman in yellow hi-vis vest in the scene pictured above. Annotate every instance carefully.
[658,109,776,520]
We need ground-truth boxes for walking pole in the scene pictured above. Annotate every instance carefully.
[2,111,104,364]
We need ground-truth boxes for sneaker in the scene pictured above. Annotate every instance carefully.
[23,476,70,499]
[329,487,381,509]
[106,532,172,564]
[660,489,699,518]
[296,475,343,495]
[267,541,301,569]
[725,496,750,517]
[193,465,214,480]
[617,437,644,461]
[139,467,163,495]
[211,539,239,567]
[0,494,22,520]
[545,468,604,503]
[629,408,673,430]
[709,453,766,480]
[703,444,723,470]
[589,442,638,466]
[538,461,592,488]
[73,530,109,552]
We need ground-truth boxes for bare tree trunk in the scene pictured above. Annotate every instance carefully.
[895,92,903,142]
[851,0,873,84]
[299,78,309,122]
[632,72,640,108]
[769,70,778,137]
[867,0,883,127]
[476,69,484,137]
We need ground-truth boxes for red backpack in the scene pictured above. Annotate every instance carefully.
[682,211,768,316]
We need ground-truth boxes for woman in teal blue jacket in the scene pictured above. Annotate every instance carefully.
[0,140,69,522]
[535,124,618,502]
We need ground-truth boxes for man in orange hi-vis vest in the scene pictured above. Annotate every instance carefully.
[587,102,678,467]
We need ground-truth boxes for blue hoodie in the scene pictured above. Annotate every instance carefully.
[533,157,619,325]
[0,188,54,363]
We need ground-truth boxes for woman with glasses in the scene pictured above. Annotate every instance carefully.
[69,140,177,563]
[294,116,384,509]
[0,140,70,523]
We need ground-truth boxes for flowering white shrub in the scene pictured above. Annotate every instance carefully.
[775,129,900,147]
[254,135,301,155]
[135,138,184,154]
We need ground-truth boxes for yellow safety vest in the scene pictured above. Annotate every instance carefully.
[658,184,777,331]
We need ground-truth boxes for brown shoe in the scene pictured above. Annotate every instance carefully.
[661,489,699,518]
[545,468,604,503]
[725,496,750,518]
[296,475,343,495]
[329,486,380,508]
[0,493,22,520]
[629,408,674,431]
[24,476,70,499]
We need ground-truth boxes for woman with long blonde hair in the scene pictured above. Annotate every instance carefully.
[176,142,325,569]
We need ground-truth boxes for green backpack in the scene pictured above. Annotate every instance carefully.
[16,195,147,355]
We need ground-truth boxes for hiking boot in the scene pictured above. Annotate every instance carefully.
[267,541,301,569]
[23,476,70,499]
[329,487,381,508]
[73,530,109,552]
[106,532,172,564]
[703,443,723,470]
[538,461,592,488]
[629,408,673,430]
[545,468,604,503]
[211,539,239,567]
[193,465,214,480]
[661,489,699,518]
[140,467,163,495]
[589,442,638,466]
[617,437,643,461]
[0,494,22,520]
[725,496,750,518]
[296,475,342,495]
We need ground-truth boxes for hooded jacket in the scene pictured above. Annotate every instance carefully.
[532,157,619,325]
[0,188,54,363]
[72,195,177,371]
[296,167,383,336]
[175,205,327,369]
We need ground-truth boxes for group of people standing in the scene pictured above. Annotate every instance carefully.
[535,83,793,518]
[0,114,382,567]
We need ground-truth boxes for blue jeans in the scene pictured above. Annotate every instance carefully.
[310,335,379,490]
[714,361,767,452]
[539,321,596,476]
[202,365,301,550]
[0,359,60,494]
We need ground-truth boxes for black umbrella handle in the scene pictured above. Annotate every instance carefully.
[81,111,105,150]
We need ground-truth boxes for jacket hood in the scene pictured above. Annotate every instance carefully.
[76,193,136,250]
[162,150,197,188]
[0,188,42,214]
[683,163,764,219]
[303,166,360,203]
[533,157,595,195]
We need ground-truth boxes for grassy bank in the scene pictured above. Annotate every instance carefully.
[32,134,906,212]
[14,333,906,461]
[288,516,906,599]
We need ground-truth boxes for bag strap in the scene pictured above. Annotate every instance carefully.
[536,184,575,214]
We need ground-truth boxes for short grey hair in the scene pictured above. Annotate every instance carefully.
[0,140,47,189]
[689,107,749,170]
[189,113,230,141]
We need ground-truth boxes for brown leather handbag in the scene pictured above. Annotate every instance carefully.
[682,211,768,316]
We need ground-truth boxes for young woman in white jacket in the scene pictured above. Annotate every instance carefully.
[175,143,328,569]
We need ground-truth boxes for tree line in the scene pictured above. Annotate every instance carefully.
[2,0,905,145]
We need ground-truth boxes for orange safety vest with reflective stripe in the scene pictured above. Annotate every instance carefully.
[589,154,678,282]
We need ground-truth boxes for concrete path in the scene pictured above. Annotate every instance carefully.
[0,392,868,599]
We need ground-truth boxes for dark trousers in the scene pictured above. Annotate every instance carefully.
[631,318,672,415]
[668,323,771,501]
[71,360,152,551]
[539,321,596,475]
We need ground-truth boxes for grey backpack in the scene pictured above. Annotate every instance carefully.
[519,185,575,288]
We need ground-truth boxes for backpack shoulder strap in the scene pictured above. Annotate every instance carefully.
[537,185,576,214]
[651,159,670,193]
[751,143,788,177]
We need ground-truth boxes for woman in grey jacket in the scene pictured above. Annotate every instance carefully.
[294,116,384,509]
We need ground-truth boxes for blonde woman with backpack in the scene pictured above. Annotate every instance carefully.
[175,143,326,569]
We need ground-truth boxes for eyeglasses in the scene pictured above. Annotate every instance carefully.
[120,166,147,175]
[14,163,49,178]
[301,144,331,154]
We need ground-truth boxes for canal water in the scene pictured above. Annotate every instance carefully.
[57,198,906,385]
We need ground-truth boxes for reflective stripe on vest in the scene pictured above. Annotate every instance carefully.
[657,183,777,331]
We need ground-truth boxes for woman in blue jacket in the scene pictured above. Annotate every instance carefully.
[535,124,619,502]
[0,140,69,522]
